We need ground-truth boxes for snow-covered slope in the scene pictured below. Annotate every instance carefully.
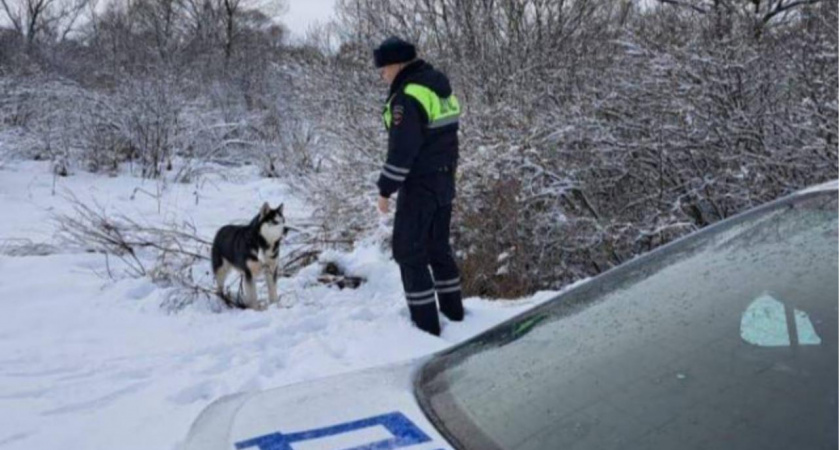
[0,161,558,450]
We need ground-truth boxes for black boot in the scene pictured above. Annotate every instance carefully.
[410,304,441,336]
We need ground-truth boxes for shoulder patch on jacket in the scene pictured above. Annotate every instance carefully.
[392,104,404,126]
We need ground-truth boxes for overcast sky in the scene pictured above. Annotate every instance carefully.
[0,0,337,39]
[283,0,337,38]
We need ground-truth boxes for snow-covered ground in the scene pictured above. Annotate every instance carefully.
[0,161,559,450]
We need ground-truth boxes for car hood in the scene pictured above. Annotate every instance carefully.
[184,358,453,450]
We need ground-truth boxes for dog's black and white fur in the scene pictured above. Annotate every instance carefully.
[212,202,287,308]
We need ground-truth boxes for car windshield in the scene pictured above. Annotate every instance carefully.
[417,190,838,450]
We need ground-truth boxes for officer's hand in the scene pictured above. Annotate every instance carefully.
[377,196,389,214]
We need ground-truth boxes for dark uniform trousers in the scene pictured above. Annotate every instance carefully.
[392,171,463,336]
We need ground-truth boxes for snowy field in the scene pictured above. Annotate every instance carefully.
[0,160,559,450]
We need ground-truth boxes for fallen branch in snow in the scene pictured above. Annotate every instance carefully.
[282,248,321,274]
[54,195,360,311]
[54,196,222,310]
[55,196,211,278]
[279,223,354,276]
[317,262,365,290]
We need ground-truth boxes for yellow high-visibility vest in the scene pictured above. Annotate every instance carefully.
[383,83,461,130]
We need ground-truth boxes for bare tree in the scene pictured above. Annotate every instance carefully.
[0,0,90,47]
[655,0,825,37]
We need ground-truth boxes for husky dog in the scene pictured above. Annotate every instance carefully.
[212,202,287,308]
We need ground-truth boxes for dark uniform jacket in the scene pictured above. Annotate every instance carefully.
[377,60,460,203]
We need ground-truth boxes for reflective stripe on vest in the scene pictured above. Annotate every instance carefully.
[382,83,461,131]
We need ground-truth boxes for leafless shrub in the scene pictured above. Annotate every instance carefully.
[317,0,837,298]
[56,196,209,276]
[54,195,345,310]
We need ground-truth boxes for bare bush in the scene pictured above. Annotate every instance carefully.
[318,0,837,297]
[54,196,344,310]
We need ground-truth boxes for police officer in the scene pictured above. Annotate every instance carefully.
[374,37,464,336]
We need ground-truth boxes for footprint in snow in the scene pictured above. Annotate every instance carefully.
[258,357,287,378]
[125,282,156,300]
[41,381,149,416]
[168,380,222,405]
[349,307,377,321]
[0,432,32,446]
[3,366,79,378]
[0,387,50,400]
[238,318,271,331]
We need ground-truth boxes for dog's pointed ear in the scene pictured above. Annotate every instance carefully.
[260,202,271,218]
[276,203,284,216]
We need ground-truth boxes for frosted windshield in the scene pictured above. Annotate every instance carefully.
[418,191,838,450]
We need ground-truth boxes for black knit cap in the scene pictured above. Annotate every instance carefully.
[373,36,417,68]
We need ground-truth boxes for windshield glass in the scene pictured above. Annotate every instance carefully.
[417,190,838,450]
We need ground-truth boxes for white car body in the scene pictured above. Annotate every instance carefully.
[184,358,453,450]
